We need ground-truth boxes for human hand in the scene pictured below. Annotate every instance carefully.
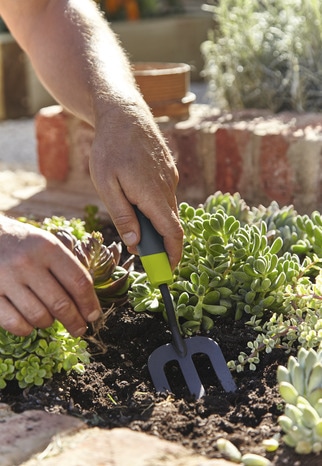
[0,216,101,337]
[89,102,184,270]
[0,1,183,268]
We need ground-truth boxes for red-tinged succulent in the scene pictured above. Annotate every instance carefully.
[54,229,135,306]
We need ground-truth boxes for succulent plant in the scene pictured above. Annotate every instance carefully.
[0,321,90,389]
[277,347,322,454]
[53,229,135,306]
[216,438,273,465]
[0,214,136,390]
[129,192,322,372]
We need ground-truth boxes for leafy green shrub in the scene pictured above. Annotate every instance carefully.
[129,191,322,371]
[201,0,322,112]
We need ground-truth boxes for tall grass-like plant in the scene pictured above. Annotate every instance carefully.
[201,0,322,112]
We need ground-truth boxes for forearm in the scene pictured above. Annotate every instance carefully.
[0,0,142,125]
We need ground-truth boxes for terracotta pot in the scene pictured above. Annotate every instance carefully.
[133,62,195,119]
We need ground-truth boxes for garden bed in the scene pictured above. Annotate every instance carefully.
[0,222,320,466]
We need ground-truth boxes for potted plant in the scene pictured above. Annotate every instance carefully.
[133,61,195,119]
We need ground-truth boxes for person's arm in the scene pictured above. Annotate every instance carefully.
[0,0,183,268]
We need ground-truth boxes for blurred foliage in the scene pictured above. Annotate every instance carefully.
[201,0,322,112]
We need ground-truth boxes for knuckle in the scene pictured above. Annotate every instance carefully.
[73,270,93,292]
[1,315,32,336]
[52,296,72,318]
[4,250,32,270]
[113,213,133,230]
[26,308,54,328]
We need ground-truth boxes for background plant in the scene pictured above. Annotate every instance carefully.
[129,191,322,372]
[201,0,322,112]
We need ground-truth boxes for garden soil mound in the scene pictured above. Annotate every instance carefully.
[0,228,320,466]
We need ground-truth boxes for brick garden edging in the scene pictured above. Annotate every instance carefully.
[35,105,322,214]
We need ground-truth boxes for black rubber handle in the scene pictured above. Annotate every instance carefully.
[134,206,165,256]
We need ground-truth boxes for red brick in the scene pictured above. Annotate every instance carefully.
[215,127,243,193]
[258,134,293,205]
[34,105,322,214]
[173,127,207,204]
[35,106,69,181]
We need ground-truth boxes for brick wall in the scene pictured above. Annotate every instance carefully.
[35,105,322,214]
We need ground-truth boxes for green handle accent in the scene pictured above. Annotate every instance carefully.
[140,252,173,287]
[134,207,173,287]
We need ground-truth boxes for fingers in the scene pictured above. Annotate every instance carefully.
[97,184,183,270]
[0,220,102,337]
[1,261,100,338]
[0,296,35,336]
[90,166,183,270]
[48,254,102,334]
[1,264,100,338]
[133,202,183,270]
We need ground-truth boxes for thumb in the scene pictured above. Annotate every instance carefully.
[109,203,140,249]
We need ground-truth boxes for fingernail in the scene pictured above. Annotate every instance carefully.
[123,231,137,247]
[73,326,87,337]
[87,309,102,322]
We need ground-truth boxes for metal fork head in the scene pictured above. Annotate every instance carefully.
[148,336,237,399]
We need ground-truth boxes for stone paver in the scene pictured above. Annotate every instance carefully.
[21,426,234,466]
[0,404,234,466]
[0,404,84,466]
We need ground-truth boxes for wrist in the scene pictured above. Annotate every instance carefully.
[92,88,152,129]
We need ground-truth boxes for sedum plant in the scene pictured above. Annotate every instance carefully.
[277,347,322,454]
[0,321,89,389]
[0,214,135,389]
[129,191,322,455]
[129,191,322,371]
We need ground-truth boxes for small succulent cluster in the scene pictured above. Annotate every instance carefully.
[0,214,134,389]
[0,321,90,389]
[129,192,322,371]
[277,347,322,454]
[20,213,135,306]
[53,228,134,306]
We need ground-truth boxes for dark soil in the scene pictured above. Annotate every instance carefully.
[0,227,320,466]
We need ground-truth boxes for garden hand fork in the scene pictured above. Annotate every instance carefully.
[135,208,237,399]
